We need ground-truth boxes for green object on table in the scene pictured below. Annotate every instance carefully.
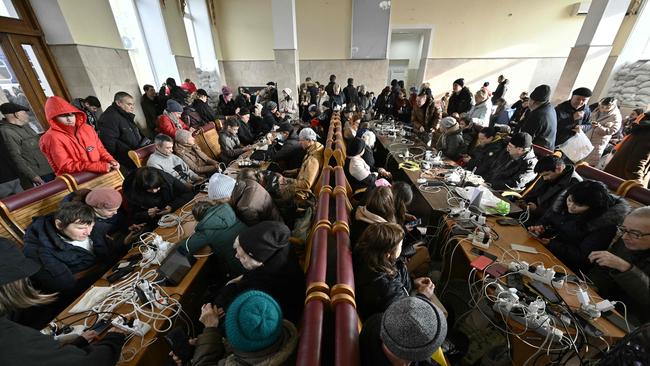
[495,200,510,215]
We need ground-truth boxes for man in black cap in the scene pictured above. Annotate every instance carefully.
[0,238,127,364]
[213,221,305,324]
[0,102,54,189]
[447,78,474,116]
[359,296,447,366]
[485,132,538,190]
[520,84,557,149]
[554,87,592,147]
[258,82,278,106]
[192,88,218,124]
[236,107,256,146]
[270,123,304,170]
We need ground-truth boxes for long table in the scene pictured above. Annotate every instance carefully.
[55,150,269,365]
[375,131,626,364]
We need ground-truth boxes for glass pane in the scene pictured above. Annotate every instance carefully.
[0,45,43,133]
[0,0,19,19]
[21,45,54,97]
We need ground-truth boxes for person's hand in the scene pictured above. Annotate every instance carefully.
[404,213,417,222]
[158,206,173,216]
[199,303,220,328]
[147,207,160,217]
[572,124,582,133]
[573,111,584,121]
[32,176,46,186]
[109,161,120,171]
[80,330,98,343]
[527,202,538,211]
[168,351,183,366]
[378,168,391,178]
[588,251,632,272]
[527,225,545,235]
[419,126,425,132]
[414,277,435,298]
[226,275,243,286]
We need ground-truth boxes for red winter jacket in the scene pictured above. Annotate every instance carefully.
[157,113,189,138]
[40,96,116,175]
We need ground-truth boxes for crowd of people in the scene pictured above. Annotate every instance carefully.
[0,72,648,365]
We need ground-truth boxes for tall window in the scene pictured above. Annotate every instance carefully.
[183,1,201,69]
[109,0,156,87]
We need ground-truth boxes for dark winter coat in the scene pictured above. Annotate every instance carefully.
[218,131,245,165]
[522,164,582,219]
[343,84,359,106]
[604,121,650,187]
[230,179,283,226]
[539,192,630,273]
[0,119,53,187]
[485,148,538,191]
[436,128,466,160]
[491,79,509,104]
[141,94,163,134]
[587,237,650,325]
[354,256,412,321]
[411,98,440,132]
[97,103,147,170]
[23,215,107,294]
[122,168,193,225]
[447,87,473,115]
[237,120,256,146]
[0,316,125,366]
[218,95,237,116]
[270,129,304,170]
[554,100,591,146]
[520,102,557,149]
[466,137,507,176]
[192,98,218,124]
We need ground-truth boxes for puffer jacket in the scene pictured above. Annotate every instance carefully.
[190,321,298,366]
[39,96,115,175]
[465,99,492,127]
[354,255,412,321]
[174,142,220,176]
[230,179,283,226]
[23,215,106,294]
[539,191,630,273]
[411,97,439,132]
[185,203,246,277]
[522,164,582,219]
[466,136,507,176]
[345,155,377,192]
[97,103,147,169]
[293,142,324,200]
[447,87,474,115]
[436,126,466,160]
[584,107,622,166]
[157,111,189,138]
[0,119,53,187]
[279,97,299,120]
[485,148,538,191]
[219,131,245,165]
[520,101,557,149]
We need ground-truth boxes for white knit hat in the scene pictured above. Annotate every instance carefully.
[208,173,236,200]
[298,127,317,141]
[282,88,292,96]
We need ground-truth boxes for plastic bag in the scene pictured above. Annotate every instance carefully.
[558,130,593,163]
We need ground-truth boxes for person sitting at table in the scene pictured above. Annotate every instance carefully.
[350,186,397,245]
[235,108,256,146]
[436,117,467,160]
[343,112,361,143]
[483,132,537,191]
[212,221,305,324]
[147,133,201,184]
[230,172,283,226]
[587,206,650,326]
[173,129,221,177]
[517,155,582,222]
[157,99,191,138]
[269,122,305,171]
[459,116,482,152]
[219,118,254,165]
[462,127,505,175]
[528,180,630,273]
[176,291,298,366]
[345,138,378,192]
[186,198,246,281]
[0,238,127,365]
[354,222,437,320]
[392,182,428,268]
[123,166,194,226]
[23,202,108,313]
[359,296,447,366]
[283,128,323,203]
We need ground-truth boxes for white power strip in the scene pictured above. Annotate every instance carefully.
[111,318,151,337]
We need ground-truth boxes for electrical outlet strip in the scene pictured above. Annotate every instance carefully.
[111,318,151,337]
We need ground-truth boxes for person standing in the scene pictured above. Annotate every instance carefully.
[40,96,118,175]
[344,78,360,107]
[554,87,592,147]
[520,84,557,149]
[98,92,149,172]
[604,112,650,186]
[71,96,101,130]
[140,85,163,136]
[584,97,622,167]
[447,78,473,116]
[191,88,218,124]
[0,102,54,188]
[491,75,509,104]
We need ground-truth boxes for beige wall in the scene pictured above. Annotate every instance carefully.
[212,0,274,61]
[161,1,192,57]
[57,0,122,49]
[296,0,351,59]
[391,0,584,58]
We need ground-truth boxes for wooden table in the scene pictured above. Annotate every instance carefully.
[54,152,269,365]
[375,131,626,364]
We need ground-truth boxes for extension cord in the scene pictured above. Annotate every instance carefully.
[111,318,151,337]
[137,280,169,310]
[469,232,491,249]
[493,296,564,342]
[508,261,564,288]
[42,324,85,342]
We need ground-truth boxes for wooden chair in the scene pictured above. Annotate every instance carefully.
[0,176,74,236]
[61,170,125,191]
[194,122,221,160]
[128,144,156,168]
[0,215,23,247]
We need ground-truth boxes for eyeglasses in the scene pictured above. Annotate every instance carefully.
[617,225,650,240]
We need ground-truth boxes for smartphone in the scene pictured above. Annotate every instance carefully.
[86,318,112,335]
[406,218,422,227]
[164,328,195,362]
[470,247,497,261]
[497,217,519,226]
[527,281,560,303]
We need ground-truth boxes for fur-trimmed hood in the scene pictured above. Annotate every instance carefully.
[551,190,630,232]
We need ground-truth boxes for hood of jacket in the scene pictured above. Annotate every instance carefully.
[551,191,630,232]
[224,320,298,366]
[355,206,387,224]
[44,96,87,132]
[196,203,240,232]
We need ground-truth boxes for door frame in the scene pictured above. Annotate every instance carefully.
[388,27,433,87]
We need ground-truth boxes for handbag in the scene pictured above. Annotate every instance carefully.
[558,130,593,163]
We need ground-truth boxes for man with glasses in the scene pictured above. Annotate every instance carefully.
[588,206,650,326]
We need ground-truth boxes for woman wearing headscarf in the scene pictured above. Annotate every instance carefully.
[584,97,622,166]
[278,88,299,120]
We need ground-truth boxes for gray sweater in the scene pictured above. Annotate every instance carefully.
[146,150,198,183]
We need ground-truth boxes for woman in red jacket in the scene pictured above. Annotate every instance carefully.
[39,96,118,175]
[157,99,190,138]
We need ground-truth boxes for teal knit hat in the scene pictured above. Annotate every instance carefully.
[225,291,283,352]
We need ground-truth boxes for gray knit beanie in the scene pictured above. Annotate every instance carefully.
[380,296,447,361]
[208,173,236,200]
